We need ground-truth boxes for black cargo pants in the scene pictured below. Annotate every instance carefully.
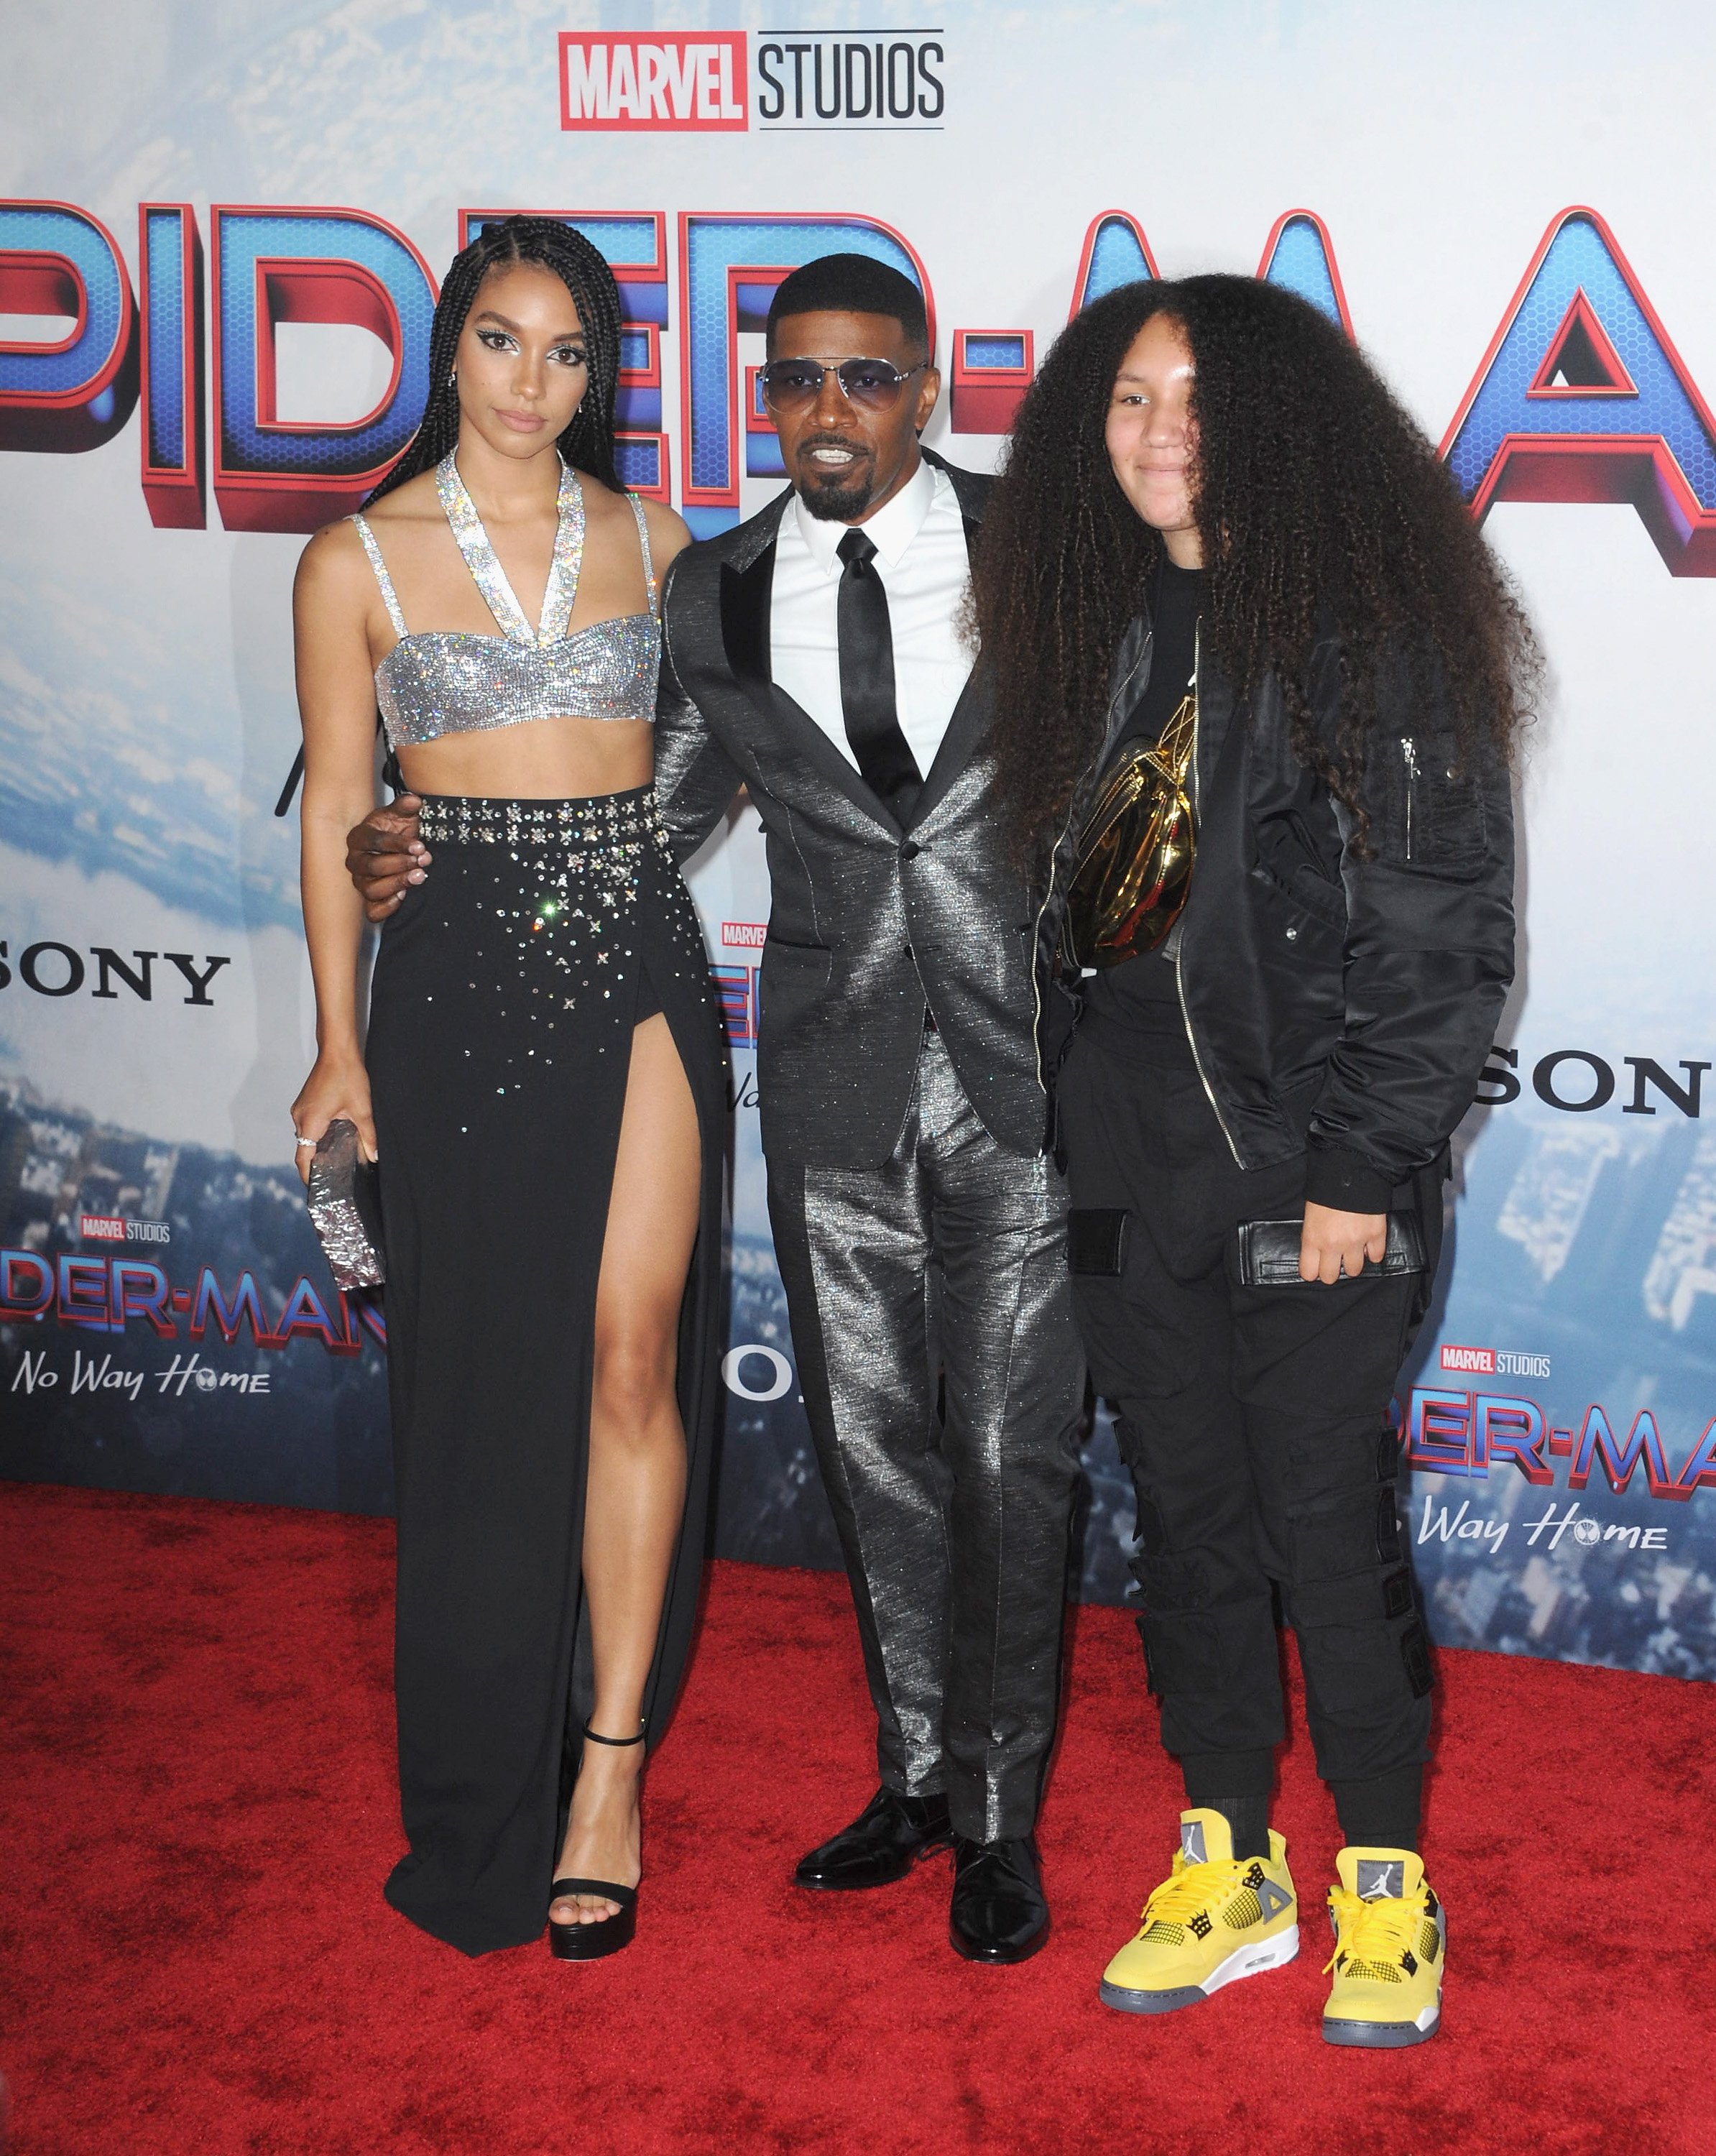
[1056,1021,1438,1822]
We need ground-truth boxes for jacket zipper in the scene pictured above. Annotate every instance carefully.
[1173,624,1244,1166]
[1401,736,1419,862]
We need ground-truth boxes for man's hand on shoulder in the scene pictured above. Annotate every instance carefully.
[348,793,428,921]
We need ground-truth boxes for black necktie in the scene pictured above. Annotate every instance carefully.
[836,528,921,819]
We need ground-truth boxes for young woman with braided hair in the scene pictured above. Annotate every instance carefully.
[971,275,1533,2043]
[290,216,724,1959]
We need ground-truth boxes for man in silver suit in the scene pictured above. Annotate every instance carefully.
[347,253,1086,1964]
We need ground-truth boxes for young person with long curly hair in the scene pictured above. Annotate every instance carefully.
[290,217,725,1961]
[968,275,1534,2045]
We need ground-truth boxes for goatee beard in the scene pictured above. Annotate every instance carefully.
[798,470,877,521]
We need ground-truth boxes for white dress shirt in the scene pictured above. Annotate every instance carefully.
[769,457,974,783]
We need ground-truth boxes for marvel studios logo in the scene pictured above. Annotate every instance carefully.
[558,29,945,132]
[80,1214,171,1245]
[1440,1343,1551,1379]
[755,31,946,129]
[560,33,746,130]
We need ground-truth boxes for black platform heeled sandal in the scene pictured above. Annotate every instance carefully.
[548,1720,646,1962]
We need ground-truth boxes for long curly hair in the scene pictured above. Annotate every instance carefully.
[970,275,1538,858]
[364,216,624,505]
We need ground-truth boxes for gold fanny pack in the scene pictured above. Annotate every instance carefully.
[1061,678,1197,972]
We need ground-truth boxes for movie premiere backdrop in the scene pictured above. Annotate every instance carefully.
[4,0,1715,1681]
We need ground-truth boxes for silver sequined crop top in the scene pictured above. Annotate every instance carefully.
[351,453,660,749]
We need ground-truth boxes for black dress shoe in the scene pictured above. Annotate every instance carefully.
[949,1834,1049,1963]
[794,1786,954,1891]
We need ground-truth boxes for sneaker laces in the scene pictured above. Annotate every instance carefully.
[1141,1853,1253,1928]
[1324,1885,1425,1980]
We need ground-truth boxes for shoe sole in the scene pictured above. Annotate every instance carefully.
[1323,1999,1441,2048]
[1099,1922,1300,2015]
[794,1835,954,1892]
[548,1911,637,1961]
[949,1915,1049,1966]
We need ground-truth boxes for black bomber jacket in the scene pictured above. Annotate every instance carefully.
[1031,614,1516,1212]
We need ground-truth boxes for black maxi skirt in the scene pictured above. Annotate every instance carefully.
[366,786,726,1956]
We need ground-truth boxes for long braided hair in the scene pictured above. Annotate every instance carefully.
[971,275,1539,861]
[364,216,624,505]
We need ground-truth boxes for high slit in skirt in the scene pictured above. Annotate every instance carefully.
[366,785,726,1956]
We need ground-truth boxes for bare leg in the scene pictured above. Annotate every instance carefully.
[551,1010,701,1927]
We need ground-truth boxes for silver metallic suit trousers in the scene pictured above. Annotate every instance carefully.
[767,1029,1087,1843]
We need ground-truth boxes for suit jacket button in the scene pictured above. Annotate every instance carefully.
[900,841,921,860]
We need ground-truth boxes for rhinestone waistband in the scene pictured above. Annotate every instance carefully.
[415,789,661,847]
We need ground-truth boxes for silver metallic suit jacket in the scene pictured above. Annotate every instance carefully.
[653,451,1051,1170]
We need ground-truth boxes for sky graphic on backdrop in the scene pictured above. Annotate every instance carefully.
[4,0,1714,947]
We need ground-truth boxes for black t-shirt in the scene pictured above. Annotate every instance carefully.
[1080,556,1206,1034]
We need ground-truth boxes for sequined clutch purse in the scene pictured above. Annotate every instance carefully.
[1061,683,1197,973]
[306,1119,385,1290]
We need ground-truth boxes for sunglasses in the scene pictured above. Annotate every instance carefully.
[757,357,928,413]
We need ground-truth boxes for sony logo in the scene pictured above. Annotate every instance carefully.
[0,942,231,1005]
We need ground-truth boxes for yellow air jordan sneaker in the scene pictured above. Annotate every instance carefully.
[1099,1808,1298,2014]
[1322,1847,1446,2047]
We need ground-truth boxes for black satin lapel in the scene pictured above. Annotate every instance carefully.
[719,540,900,834]
[720,543,776,711]
[905,663,989,831]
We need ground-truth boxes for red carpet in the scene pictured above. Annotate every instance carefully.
[1,1484,1712,2156]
